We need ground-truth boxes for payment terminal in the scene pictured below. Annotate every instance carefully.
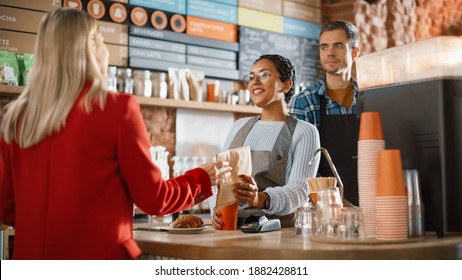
[240,216,281,233]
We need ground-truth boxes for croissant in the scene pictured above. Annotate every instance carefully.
[171,214,204,228]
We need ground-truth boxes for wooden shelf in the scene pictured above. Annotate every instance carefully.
[0,85,24,96]
[0,85,261,114]
[136,96,261,114]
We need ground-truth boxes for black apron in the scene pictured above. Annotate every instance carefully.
[229,115,298,228]
[318,97,360,206]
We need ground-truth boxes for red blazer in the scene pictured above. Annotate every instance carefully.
[0,82,212,259]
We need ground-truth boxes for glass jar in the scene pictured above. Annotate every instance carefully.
[151,72,167,99]
[133,70,152,97]
[116,68,133,94]
[106,66,117,91]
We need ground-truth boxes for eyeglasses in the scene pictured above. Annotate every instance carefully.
[243,71,280,87]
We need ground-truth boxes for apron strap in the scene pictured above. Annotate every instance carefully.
[229,115,260,149]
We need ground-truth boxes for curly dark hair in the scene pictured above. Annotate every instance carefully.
[253,54,296,104]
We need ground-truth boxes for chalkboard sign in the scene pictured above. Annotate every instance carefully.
[239,26,323,86]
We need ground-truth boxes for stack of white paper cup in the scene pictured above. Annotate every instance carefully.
[357,112,385,238]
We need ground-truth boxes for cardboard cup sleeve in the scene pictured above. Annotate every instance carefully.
[359,112,384,141]
[377,149,407,196]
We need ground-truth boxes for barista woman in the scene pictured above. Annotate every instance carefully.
[213,54,320,228]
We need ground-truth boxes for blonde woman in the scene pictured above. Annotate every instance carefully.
[0,8,230,260]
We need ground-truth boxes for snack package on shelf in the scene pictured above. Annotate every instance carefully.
[0,50,20,86]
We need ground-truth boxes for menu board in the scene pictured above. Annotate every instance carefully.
[239,26,323,86]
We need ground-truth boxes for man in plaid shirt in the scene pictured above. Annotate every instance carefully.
[289,20,361,206]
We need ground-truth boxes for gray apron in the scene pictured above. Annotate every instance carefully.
[229,115,298,228]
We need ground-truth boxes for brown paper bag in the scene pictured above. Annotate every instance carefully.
[187,70,204,102]
[215,146,252,210]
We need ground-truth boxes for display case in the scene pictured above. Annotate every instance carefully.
[356,36,462,90]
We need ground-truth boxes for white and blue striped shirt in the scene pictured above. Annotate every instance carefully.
[222,117,320,216]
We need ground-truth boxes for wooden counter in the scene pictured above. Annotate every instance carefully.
[133,226,462,260]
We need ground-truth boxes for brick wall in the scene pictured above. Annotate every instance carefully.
[415,0,462,40]
[141,106,176,171]
[322,0,462,54]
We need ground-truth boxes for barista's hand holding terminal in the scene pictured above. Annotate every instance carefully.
[213,54,320,229]
[0,8,231,260]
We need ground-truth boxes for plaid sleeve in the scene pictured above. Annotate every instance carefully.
[289,84,322,127]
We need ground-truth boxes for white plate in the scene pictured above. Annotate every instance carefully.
[161,226,210,234]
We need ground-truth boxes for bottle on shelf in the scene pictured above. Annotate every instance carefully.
[171,156,181,178]
[106,66,117,91]
[151,72,168,99]
[116,68,134,94]
[133,70,152,97]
